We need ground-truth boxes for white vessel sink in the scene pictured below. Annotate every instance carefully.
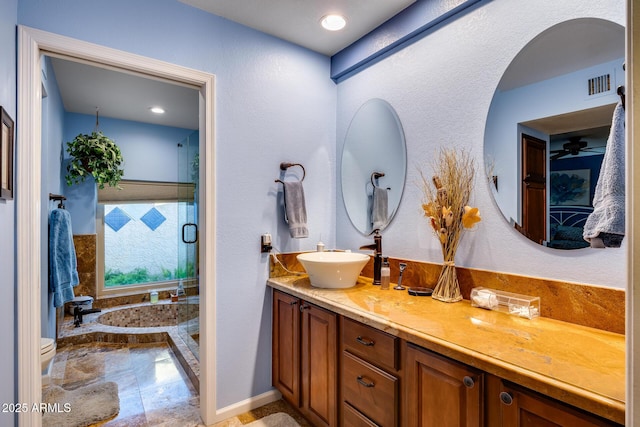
[297,251,370,289]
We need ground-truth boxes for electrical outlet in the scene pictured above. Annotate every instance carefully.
[261,233,272,253]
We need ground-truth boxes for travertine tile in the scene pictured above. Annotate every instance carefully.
[271,252,625,333]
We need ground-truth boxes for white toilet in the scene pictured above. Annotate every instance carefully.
[41,338,56,385]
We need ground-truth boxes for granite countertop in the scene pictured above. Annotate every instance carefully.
[267,275,625,424]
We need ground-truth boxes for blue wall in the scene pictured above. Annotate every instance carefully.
[41,56,66,341]
[0,1,17,424]
[18,0,337,411]
[9,0,626,421]
[62,113,197,235]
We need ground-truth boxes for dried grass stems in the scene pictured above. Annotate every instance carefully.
[420,148,479,302]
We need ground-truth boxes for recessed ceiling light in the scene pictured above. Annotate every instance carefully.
[150,106,165,114]
[321,14,347,31]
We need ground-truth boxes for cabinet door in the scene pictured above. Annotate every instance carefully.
[499,384,620,427]
[301,302,338,427]
[405,343,483,427]
[272,290,300,406]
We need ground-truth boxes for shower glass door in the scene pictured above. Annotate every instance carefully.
[177,131,200,360]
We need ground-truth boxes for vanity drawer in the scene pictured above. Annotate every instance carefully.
[343,402,378,427]
[342,317,398,370]
[342,351,398,427]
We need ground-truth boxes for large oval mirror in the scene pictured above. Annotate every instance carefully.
[342,99,407,235]
[484,18,624,249]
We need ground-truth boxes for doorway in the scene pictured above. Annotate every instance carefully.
[521,133,546,244]
[17,26,217,425]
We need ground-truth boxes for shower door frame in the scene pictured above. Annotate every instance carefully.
[16,26,217,426]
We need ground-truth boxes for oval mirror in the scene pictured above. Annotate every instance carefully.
[341,99,407,235]
[484,18,624,249]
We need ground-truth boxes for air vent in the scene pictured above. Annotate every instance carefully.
[588,74,611,96]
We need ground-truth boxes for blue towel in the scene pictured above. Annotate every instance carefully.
[49,209,79,307]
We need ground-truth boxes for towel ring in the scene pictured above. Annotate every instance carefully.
[617,85,625,110]
[275,162,306,184]
[370,171,385,188]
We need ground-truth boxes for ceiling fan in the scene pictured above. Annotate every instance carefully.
[550,137,591,160]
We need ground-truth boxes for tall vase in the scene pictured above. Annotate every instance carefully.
[432,260,462,303]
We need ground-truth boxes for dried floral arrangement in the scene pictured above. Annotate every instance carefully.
[421,148,481,302]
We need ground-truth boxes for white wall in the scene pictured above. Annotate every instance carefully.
[336,0,626,289]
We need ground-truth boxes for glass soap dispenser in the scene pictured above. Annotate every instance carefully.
[380,257,390,290]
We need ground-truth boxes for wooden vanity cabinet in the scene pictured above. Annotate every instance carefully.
[272,288,621,427]
[272,289,338,427]
[405,343,483,427]
[340,317,400,426]
[497,382,621,427]
[272,290,300,405]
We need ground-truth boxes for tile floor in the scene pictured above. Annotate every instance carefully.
[49,342,202,426]
[48,342,308,427]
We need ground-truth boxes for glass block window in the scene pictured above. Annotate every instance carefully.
[104,207,131,232]
[140,207,166,231]
[97,180,197,295]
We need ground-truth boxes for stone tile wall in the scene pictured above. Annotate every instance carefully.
[270,252,625,334]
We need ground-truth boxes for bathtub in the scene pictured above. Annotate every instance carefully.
[58,300,201,389]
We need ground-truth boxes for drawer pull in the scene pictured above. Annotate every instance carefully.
[356,375,375,388]
[463,376,475,388]
[356,336,375,347]
[299,303,310,312]
[289,300,298,306]
[499,391,514,406]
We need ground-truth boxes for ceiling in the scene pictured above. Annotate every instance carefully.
[179,0,415,56]
[50,57,200,130]
[498,18,624,91]
[49,0,416,130]
[49,8,624,132]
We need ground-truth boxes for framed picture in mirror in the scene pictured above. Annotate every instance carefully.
[0,107,14,200]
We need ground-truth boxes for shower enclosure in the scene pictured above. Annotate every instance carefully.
[177,131,200,360]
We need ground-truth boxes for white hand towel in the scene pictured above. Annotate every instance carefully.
[371,186,389,231]
[583,101,625,247]
[283,181,308,238]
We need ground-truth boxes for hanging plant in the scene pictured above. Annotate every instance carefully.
[65,131,124,189]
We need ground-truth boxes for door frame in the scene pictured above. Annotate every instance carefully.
[17,26,217,426]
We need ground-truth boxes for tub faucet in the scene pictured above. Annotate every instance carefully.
[73,306,102,327]
[359,230,382,285]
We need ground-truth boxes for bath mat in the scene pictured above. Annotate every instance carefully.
[245,412,300,427]
[42,381,119,427]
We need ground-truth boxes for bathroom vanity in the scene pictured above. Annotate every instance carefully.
[268,276,624,427]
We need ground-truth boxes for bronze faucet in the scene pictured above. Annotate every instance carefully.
[359,230,382,285]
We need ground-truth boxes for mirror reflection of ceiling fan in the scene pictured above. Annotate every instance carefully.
[550,136,606,160]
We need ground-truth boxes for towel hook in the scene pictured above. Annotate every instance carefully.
[275,162,306,184]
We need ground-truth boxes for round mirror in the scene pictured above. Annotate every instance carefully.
[484,18,624,249]
[341,99,407,235]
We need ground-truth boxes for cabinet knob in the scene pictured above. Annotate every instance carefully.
[499,391,514,406]
[463,376,475,388]
[356,336,375,347]
[356,375,375,388]
[289,300,298,306]
[299,303,310,312]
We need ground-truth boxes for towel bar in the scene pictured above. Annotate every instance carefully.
[49,193,67,209]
